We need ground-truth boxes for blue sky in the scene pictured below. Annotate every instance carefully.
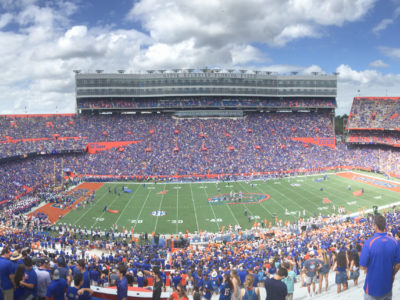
[0,0,399,115]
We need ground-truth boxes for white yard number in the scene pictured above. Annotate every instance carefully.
[94,218,104,222]
[131,220,143,224]
[169,220,183,224]
[210,218,222,222]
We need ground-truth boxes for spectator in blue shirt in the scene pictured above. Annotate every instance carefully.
[264,267,288,300]
[46,269,68,300]
[76,259,92,300]
[0,247,16,300]
[219,274,233,300]
[66,273,93,300]
[360,214,400,299]
[20,256,37,300]
[116,264,128,300]
[202,274,212,300]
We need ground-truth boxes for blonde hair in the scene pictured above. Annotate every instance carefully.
[231,269,241,285]
[244,274,254,289]
[322,250,330,265]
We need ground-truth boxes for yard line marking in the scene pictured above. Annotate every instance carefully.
[133,189,153,231]
[72,187,109,225]
[328,176,391,210]
[261,179,319,213]
[114,186,141,225]
[153,184,168,233]
[176,186,179,234]
[92,193,122,228]
[201,184,221,231]
[189,183,200,232]
[225,202,240,225]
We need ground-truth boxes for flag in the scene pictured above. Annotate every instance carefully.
[108,209,119,214]
[353,190,363,196]
[323,198,331,204]
[158,190,168,195]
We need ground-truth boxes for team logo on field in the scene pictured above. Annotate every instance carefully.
[51,203,67,209]
[151,210,167,216]
[208,193,270,205]
[353,176,399,189]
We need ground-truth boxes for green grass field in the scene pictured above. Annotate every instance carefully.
[57,172,400,234]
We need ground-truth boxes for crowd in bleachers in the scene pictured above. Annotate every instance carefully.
[0,209,399,299]
[2,112,400,204]
[346,97,400,151]
[77,97,336,110]
[347,97,400,129]
[347,131,400,147]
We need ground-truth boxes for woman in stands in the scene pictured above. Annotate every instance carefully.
[317,249,330,294]
[230,269,241,300]
[169,283,188,300]
[348,250,360,287]
[331,249,348,293]
[219,274,233,300]
[14,264,26,300]
[240,275,259,300]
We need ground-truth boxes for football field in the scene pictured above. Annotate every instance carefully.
[57,172,400,234]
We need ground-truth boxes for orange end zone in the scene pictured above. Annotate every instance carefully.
[336,172,400,193]
[29,182,104,224]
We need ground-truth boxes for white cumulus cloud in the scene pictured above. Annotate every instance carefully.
[127,0,376,47]
[369,59,388,68]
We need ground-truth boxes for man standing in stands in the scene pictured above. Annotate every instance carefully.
[360,214,400,300]
[20,256,38,300]
[0,246,15,300]
[116,264,128,300]
[36,258,51,300]
[76,259,92,300]
[303,251,320,298]
[264,267,288,300]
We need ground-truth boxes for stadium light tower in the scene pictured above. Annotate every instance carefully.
[147,70,155,74]
[117,70,125,74]
[73,70,81,74]
[333,72,339,76]
[96,70,104,74]
[265,71,272,75]
[291,71,298,75]
[312,72,319,76]
[227,69,235,73]
[240,70,247,74]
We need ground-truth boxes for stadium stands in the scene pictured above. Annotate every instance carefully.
[77,97,336,110]
[1,106,400,300]
[347,97,400,129]
[2,111,400,204]
[346,97,400,150]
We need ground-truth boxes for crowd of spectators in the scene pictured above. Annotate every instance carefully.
[347,97,400,129]
[77,97,336,110]
[0,210,399,299]
[347,131,400,148]
[346,97,400,151]
[1,112,400,204]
